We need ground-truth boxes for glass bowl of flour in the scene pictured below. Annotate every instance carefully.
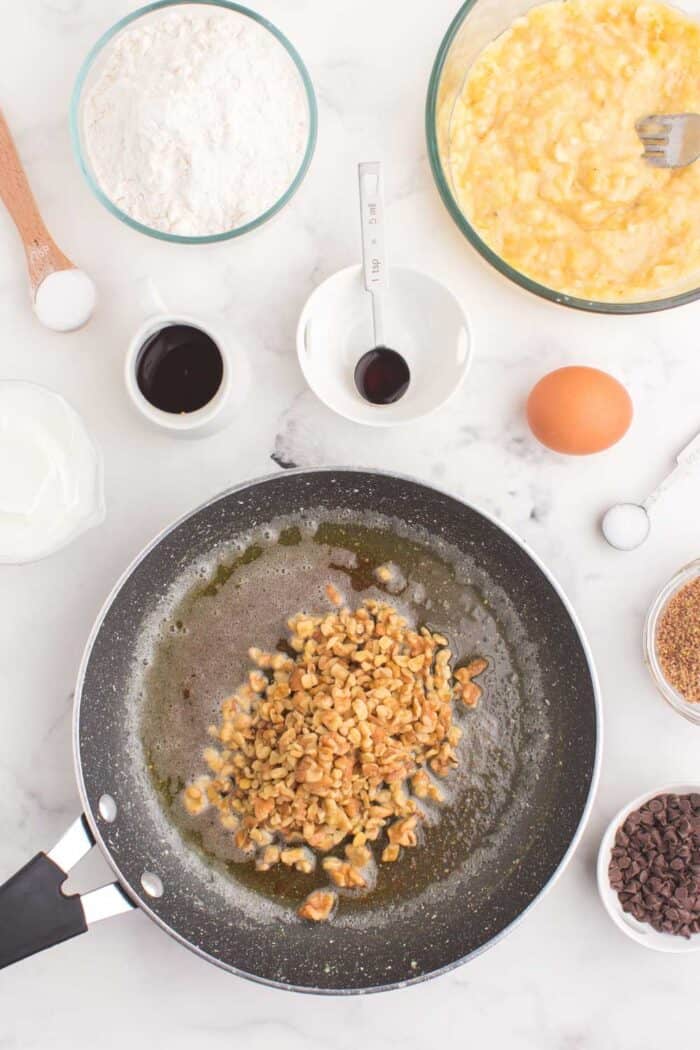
[71,1,317,243]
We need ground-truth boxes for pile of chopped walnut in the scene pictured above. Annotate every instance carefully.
[183,593,488,921]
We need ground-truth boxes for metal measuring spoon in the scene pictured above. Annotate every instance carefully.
[602,431,700,550]
[355,162,410,405]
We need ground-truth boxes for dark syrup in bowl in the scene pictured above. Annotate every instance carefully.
[137,324,224,414]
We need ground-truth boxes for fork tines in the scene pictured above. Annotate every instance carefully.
[636,112,700,169]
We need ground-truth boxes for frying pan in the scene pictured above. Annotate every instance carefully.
[0,468,600,992]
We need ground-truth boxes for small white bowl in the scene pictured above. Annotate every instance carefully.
[125,313,249,438]
[296,265,472,426]
[0,381,104,564]
[597,783,700,953]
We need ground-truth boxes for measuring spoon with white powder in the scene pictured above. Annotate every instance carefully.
[0,109,95,332]
[602,430,700,550]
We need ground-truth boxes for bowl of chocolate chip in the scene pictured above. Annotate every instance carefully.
[597,785,700,953]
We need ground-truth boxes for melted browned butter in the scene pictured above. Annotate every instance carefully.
[139,520,549,914]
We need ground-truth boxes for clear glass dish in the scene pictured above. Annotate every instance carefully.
[70,0,318,245]
[0,382,104,565]
[644,559,700,726]
[425,0,700,314]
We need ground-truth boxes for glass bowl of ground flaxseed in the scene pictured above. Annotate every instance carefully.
[644,560,700,727]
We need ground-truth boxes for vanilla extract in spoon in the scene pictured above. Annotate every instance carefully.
[354,347,410,405]
[356,162,410,406]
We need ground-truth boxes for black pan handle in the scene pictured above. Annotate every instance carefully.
[0,815,134,970]
[0,853,87,967]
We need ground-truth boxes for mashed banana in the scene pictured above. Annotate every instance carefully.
[447,0,700,302]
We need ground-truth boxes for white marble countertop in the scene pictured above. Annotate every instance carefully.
[1,1,699,1045]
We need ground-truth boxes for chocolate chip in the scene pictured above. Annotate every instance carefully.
[609,793,700,940]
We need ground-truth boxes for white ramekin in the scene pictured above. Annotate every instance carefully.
[125,313,249,438]
[597,783,700,954]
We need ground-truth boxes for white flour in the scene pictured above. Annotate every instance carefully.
[83,5,310,236]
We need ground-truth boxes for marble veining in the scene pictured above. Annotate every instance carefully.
[0,1,699,1046]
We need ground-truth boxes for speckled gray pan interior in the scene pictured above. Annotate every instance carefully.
[75,468,599,994]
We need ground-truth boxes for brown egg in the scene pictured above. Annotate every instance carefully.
[527,366,633,455]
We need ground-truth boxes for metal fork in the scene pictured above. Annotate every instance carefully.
[636,113,700,169]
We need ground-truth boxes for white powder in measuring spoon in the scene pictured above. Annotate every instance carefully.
[83,5,310,237]
[34,269,96,332]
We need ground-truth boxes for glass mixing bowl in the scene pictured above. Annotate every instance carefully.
[644,559,700,727]
[70,0,318,245]
[426,0,700,314]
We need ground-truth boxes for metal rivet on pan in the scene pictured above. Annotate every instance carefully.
[141,872,164,898]
[98,794,118,823]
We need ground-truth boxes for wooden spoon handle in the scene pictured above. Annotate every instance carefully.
[0,108,72,291]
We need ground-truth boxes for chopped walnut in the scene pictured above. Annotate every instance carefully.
[454,658,489,709]
[182,782,209,816]
[323,857,367,889]
[345,842,371,868]
[255,844,281,872]
[185,597,488,921]
[410,770,443,803]
[325,583,343,606]
[465,657,489,678]
[298,889,337,922]
[248,670,267,693]
[387,815,418,848]
[460,683,481,708]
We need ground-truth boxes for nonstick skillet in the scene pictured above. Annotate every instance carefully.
[0,469,600,992]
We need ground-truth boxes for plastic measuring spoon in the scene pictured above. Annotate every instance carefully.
[602,431,700,550]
